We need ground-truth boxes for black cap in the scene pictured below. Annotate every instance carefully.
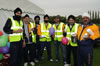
[14,7,22,14]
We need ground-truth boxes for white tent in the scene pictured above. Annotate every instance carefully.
[0,0,45,31]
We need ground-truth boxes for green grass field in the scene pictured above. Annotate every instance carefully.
[25,42,100,66]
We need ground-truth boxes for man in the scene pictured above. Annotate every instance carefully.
[33,16,41,62]
[23,14,36,66]
[39,15,53,61]
[53,16,66,63]
[3,8,23,66]
[77,13,100,66]
[64,15,79,66]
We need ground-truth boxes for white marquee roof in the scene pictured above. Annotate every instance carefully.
[0,0,45,15]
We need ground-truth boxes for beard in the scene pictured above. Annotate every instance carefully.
[15,15,21,21]
[36,21,39,24]
[44,20,49,23]
[83,21,89,25]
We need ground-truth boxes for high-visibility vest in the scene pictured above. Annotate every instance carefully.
[65,23,79,46]
[53,22,64,42]
[77,23,100,41]
[9,17,23,42]
[30,22,36,43]
[39,22,52,42]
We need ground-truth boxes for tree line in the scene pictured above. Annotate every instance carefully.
[48,11,100,25]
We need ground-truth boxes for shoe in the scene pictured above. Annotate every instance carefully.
[34,59,39,63]
[55,59,59,63]
[24,62,28,66]
[64,64,71,66]
[68,64,71,66]
[30,62,35,66]
[64,61,67,64]
[49,59,53,62]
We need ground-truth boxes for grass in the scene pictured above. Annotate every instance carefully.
[24,42,100,66]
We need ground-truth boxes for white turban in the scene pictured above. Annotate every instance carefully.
[82,13,90,18]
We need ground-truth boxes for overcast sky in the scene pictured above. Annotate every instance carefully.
[29,0,100,16]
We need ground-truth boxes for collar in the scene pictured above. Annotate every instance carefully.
[68,23,75,27]
[80,22,94,28]
[80,22,93,26]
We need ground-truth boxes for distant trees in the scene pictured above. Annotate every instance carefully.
[49,15,67,24]
[48,11,100,24]
[88,11,100,24]
[76,15,82,23]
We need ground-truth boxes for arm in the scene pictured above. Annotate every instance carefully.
[3,19,13,34]
[3,18,23,34]
[89,24,100,40]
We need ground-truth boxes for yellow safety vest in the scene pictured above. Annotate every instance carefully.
[65,23,79,46]
[9,17,23,42]
[53,22,64,42]
[39,22,52,42]
[30,22,36,43]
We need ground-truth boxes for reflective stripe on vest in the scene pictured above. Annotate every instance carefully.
[66,23,79,46]
[9,17,23,42]
[53,22,63,41]
[40,22,52,42]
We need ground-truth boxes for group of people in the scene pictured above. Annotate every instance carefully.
[3,7,100,66]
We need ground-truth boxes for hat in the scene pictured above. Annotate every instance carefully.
[14,7,22,14]
[82,13,90,18]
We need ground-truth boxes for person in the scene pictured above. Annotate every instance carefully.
[64,15,79,66]
[53,16,66,64]
[77,13,100,66]
[3,7,23,66]
[39,15,53,61]
[33,16,41,62]
[23,14,36,66]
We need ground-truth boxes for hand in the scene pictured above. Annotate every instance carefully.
[31,28,34,31]
[63,29,66,33]
[23,40,26,48]
[51,34,55,38]
[75,35,78,40]
[83,33,90,40]
[13,29,23,33]
[39,35,42,38]
[17,29,23,33]
[84,36,90,40]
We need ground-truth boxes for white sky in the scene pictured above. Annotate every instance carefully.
[29,0,100,16]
